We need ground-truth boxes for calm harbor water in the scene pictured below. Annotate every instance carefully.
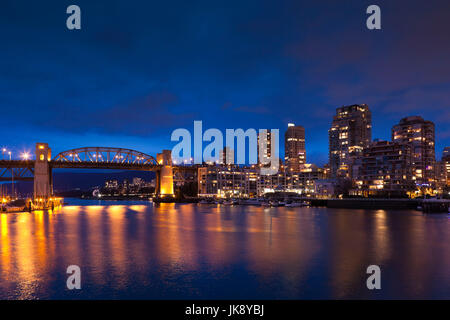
[0,199,449,299]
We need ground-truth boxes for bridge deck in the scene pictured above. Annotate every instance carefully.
[0,159,198,172]
[50,161,162,171]
[0,160,35,167]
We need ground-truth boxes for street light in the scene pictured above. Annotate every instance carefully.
[21,152,30,160]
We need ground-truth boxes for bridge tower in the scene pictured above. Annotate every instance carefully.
[156,150,174,197]
[34,143,52,199]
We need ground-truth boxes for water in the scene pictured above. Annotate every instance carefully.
[0,199,449,299]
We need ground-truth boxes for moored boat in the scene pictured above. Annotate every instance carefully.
[239,199,260,205]
[262,200,282,207]
[1,199,27,212]
[222,199,235,205]
[199,198,215,204]
[285,201,309,207]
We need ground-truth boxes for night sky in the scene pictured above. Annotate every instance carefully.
[1,0,449,166]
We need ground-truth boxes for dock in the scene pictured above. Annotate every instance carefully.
[421,199,450,213]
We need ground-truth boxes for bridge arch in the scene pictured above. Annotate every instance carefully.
[53,147,158,165]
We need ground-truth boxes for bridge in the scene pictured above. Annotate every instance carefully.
[0,143,191,199]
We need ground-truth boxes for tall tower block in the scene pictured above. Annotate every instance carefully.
[284,123,306,172]
[156,150,174,196]
[34,143,52,199]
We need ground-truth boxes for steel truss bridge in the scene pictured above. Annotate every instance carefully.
[52,147,160,170]
[0,160,35,182]
[0,145,197,198]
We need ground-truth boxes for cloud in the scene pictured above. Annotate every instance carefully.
[286,1,450,127]
[4,89,192,137]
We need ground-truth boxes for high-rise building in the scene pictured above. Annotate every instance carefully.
[442,147,450,187]
[257,130,272,165]
[284,123,306,172]
[435,160,447,192]
[353,140,414,197]
[218,147,235,165]
[435,148,450,192]
[328,104,372,178]
[443,147,450,159]
[391,116,435,186]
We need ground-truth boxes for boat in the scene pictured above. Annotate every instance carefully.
[222,199,235,205]
[285,201,309,207]
[239,199,260,205]
[270,201,282,207]
[262,200,281,207]
[1,199,27,213]
[199,199,215,204]
[4,206,25,213]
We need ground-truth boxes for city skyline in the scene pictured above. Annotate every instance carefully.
[1,1,450,165]
[1,1,450,304]
[2,107,448,164]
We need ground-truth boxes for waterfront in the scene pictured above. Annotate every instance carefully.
[0,199,449,299]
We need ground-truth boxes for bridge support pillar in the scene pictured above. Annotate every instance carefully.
[156,150,174,197]
[34,143,52,199]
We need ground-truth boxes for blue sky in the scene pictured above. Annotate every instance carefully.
[1,0,449,165]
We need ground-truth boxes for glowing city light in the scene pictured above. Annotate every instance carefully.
[21,152,31,160]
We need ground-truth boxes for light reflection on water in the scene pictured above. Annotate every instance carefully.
[0,199,449,299]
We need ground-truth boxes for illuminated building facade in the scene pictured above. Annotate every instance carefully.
[329,104,372,178]
[297,164,327,194]
[257,130,272,166]
[105,179,119,189]
[198,163,326,198]
[102,178,153,196]
[198,165,258,198]
[353,140,414,197]
[258,164,326,196]
[313,180,335,199]
[284,123,306,172]
[391,116,435,187]
[435,160,447,193]
[258,171,290,195]
[218,147,235,165]
[442,147,450,187]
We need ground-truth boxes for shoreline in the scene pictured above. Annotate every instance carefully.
[63,196,450,212]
